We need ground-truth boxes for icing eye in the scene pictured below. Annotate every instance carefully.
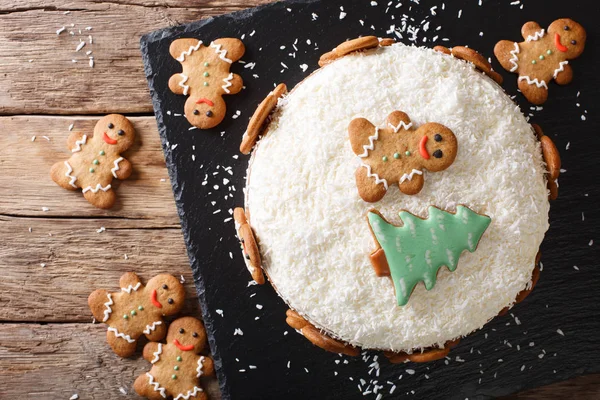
[108,123,114,129]
[206,111,213,117]
[117,129,125,136]
[192,332,198,338]
[168,298,174,304]
[433,150,443,158]
[564,26,570,31]
[179,328,185,334]
[571,40,577,45]
[434,134,442,142]
[162,284,168,290]
[193,109,200,115]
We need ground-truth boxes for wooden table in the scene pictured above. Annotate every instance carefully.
[0,1,598,398]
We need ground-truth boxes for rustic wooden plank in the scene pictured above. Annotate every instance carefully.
[0,323,221,399]
[0,215,202,322]
[504,374,600,399]
[0,115,180,222]
[0,0,271,115]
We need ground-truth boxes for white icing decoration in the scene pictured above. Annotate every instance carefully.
[143,321,163,335]
[176,41,203,62]
[210,42,233,63]
[146,373,167,398]
[525,29,545,42]
[196,356,205,377]
[174,386,203,400]
[245,43,549,352]
[357,127,379,158]
[64,160,77,188]
[102,293,113,322]
[82,184,112,194]
[111,157,124,178]
[107,327,135,343]
[360,162,388,190]
[399,168,423,184]
[388,121,413,133]
[509,42,520,72]
[553,61,569,79]
[178,73,190,95]
[151,343,162,364]
[222,72,234,94]
[518,75,548,89]
[71,134,87,153]
[121,282,141,293]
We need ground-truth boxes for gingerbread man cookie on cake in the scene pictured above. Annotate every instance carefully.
[349,110,457,202]
[134,317,215,400]
[50,114,135,209]
[169,38,245,129]
[494,18,586,105]
[88,272,185,357]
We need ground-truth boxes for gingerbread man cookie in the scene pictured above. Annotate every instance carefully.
[134,317,215,400]
[348,110,458,202]
[494,18,586,104]
[50,114,135,209]
[88,272,185,357]
[169,38,245,129]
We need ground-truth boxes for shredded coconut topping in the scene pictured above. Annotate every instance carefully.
[245,44,549,351]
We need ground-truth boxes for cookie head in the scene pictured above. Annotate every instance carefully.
[167,317,208,353]
[417,123,458,172]
[184,95,226,129]
[145,274,185,315]
[548,18,586,59]
[94,114,136,152]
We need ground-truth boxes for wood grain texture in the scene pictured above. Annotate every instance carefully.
[0,116,178,222]
[0,323,220,399]
[0,0,271,115]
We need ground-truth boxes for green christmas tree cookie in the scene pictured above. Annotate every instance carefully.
[367,205,491,306]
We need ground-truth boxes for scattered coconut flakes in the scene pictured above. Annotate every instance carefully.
[556,329,565,336]
[96,226,105,233]
[180,275,185,283]
[573,265,579,271]
[216,309,224,317]
[119,387,127,395]
[56,26,66,35]
[339,11,347,19]
[68,123,74,131]
[124,254,128,260]
[42,207,49,212]
[405,369,415,375]
[89,58,94,68]
[589,239,594,246]
[300,63,308,72]
[249,365,257,369]
[42,135,50,141]
[256,304,263,309]
[40,263,46,268]
[76,41,86,52]
[69,395,79,400]
[31,136,36,141]
[234,328,244,335]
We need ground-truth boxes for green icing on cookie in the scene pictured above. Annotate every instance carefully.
[367,205,491,306]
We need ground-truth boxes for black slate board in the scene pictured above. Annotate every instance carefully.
[140,1,600,398]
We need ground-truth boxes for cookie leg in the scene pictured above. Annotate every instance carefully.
[133,373,165,400]
[518,78,548,105]
[493,40,518,72]
[398,173,425,195]
[50,160,79,190]
[106,330,137,358]
[83,187,117,209]
[355,166,387,203]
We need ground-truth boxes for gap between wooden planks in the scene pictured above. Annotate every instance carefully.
[0,0,599,398]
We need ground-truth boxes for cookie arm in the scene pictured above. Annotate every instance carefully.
[521,21,543,40]
[119,272,142,290]
[142,342,160,363]
[66,131,86,152]
[554,63,573,85]
[88,289,111,322]
[113,157,132,180]
[198,355,215,377]
[224,73,243,95]
[169,38,202,60]
[144,320,167,342]
[168,74,186,95]
[348,118,377,156]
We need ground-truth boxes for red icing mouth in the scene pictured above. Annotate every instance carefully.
[196,98,214,107]
[103,132,118,145]
[151,289,162,308]
[554,33,568,52]
[173,339,194,351]
[419,136,430,160]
